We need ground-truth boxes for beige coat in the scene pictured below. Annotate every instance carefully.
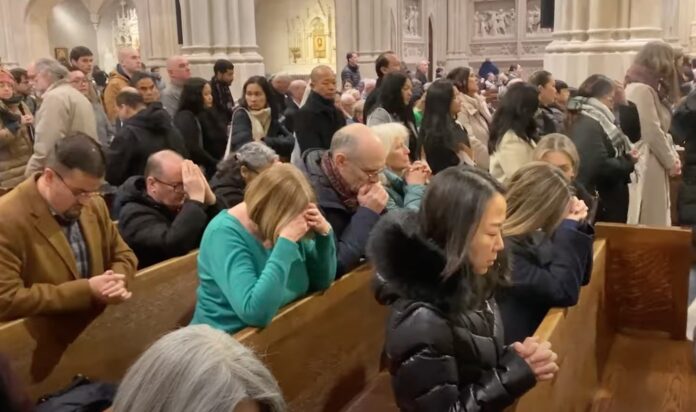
[0,175,137,320]
[24,80,97,176]
[0,101,33,188]
[457,94,492,170]
[625,83,678,227]
[489,130,536,183]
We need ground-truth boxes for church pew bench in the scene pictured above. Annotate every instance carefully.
[234,264,388,412]
[0,251,199,399]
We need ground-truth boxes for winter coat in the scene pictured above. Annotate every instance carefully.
[341,65,362,89]
[303,149,381,277]
[93,102,114,147]
[210,168,246,209]
[367,210,536,411]
[161,84,183,118]
[210,77,235,126]
[0,101,33,188]
[489,130,536,183]
[106,103,189,186]
[496,220,594,345]
[457,94,492,170]
[229,108,295,159]
[283,97,301,133]
[625,83,679,226]
[383,169,425,212]
[294,91,347,154]
[535,106,558,137]
[173,109,228,177]
[103,66,131,122]
[114,176,223,268]
[570,114,634,223]
[25,80,97,176]
[673,91,696,234]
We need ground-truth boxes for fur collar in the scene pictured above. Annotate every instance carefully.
[367,209,475,313]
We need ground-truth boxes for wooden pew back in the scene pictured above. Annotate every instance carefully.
[234,265,388,412]
[595,223,691,339]
[0,252,199,399]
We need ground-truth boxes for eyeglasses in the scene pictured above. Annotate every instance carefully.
[52,169,101,199]
[153,177,185,193]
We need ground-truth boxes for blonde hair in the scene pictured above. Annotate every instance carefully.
[503,162,572,237]
[370,122,409,155]
[633,40,680,102]
[532,133,580,175]
[245,163,315,242]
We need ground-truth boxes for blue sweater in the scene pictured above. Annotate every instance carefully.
[191,211,337,333]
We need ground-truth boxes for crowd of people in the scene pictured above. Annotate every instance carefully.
[0,39,693,411]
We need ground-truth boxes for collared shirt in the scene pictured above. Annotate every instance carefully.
[52,212,91,278]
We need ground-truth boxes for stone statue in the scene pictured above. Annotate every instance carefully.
[527,6,541,34]
[474,11,488,37]
[489,9,508,36]
[405,4,419,36]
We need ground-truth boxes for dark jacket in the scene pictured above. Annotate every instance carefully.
[114,176,223,268]
[210,77,235,126]
[303,149,380,277]
[496,220,594,345]
[210,168,245,208]
[283,97,300,133]
[295,91,347,154]
[367,210,536,411]
[570,114,634,223]
[415,70,428,85]
[341,64,361,89]
[106,103,188,186]
[364,78,383,118]
[230,108,295,158]
[673,91,696,232]
[423,120,470,174]
[173,109,227,177]
[535,106,558,137]
[271,88,288,114]
[616,102,641,143]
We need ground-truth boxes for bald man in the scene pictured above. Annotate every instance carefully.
[103,48,142,122]
[294,65,347,153]
[161,55,192,117]
[303,123,388,276]
[115,150,222,268]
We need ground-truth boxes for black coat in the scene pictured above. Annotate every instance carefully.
[535,106,558,137]
[210,77,235,126]
[367,210,536,411]
[570,114,634,223]
[341,64,361,89]
[210,168,245,209]
[295,91,346,154]
[303,149,380,277]
[114,176,223,268]
[496,220,594,345]
[423,121,470,175]
[230,108,295,158]
[673,92,696,231]
[106,103,188,186]
[173,109,227,176]
[283,97,300,133]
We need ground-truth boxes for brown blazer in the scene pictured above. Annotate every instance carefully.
[0,175,138,321]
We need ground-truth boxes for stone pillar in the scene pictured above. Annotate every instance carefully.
[179,0,264,97]
[0,0,21,67]
[445,0,468,69]
[134,0,181,68]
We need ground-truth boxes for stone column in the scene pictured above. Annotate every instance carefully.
[133,0,181,68]
[0,0,21,67]
[445,0,468,69]
[179,0,264,97]
[629,0,663,40]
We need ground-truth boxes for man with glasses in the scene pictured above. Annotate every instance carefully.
[0,132,137,321]
[303,123,388,277]
[114,150,223,268]
[68,67,113,147]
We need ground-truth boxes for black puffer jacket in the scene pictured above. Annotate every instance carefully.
[673,91,696,233]
[367,210,536,412]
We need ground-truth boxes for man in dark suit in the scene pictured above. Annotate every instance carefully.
[283,79,307,133]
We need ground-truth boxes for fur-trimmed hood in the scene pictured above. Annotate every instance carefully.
[367,209,475,313]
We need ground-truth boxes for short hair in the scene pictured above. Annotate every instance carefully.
[112,325,285,412]
[503,162,572,237]
[130,71,154,87]
[371,122,409,154]
[346,51,356,61]
[47,132,105,178]
[245,163,315,242]
[9,68,26,84]
[375,51,395,78]
[330,127,360,156]
[213,59,234,75]
[116,89,145,108]
[69,46,93,62]
[528,70,553,88]
[34,58,69,82]
[554,79,569,93]
[532,133,580,175]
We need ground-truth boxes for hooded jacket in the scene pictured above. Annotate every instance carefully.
[106,103,189,186]
[367,210,536,411]
[303,149,381,277]
[114,176,223,268]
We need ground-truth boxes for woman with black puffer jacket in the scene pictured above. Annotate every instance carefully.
[367,166,558,412]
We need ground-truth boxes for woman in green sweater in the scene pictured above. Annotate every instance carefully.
[191,163,337,333]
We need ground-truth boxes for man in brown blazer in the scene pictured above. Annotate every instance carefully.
[0,132,137,321]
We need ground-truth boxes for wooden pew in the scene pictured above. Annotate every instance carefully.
[234,264,388,412]
[0,251,199,399]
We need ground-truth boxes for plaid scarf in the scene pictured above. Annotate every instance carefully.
[568,96,632,157]
[320,152,358,212]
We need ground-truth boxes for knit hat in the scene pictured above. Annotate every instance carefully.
[0,70,15,86]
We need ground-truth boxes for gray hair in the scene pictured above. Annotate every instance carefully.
[35,58,69,82]
[234,142,278,171]
[329,127,359,157]
[112,325,285,412]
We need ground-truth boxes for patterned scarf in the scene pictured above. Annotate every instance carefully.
[320,152,358,211]
[568,96,632,157]
[248,107,272,141]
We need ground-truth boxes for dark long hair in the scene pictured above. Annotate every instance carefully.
[420,79,469,155]
[577,74,614,99]
[488,82,539,153]
[178,77,209,114]
[446,66,472,94]
[239,75,279,120]
[420,165,508,307]
[376,72,414,125]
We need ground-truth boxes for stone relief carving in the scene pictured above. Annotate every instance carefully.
[474,8,516,38]
[113,0,139,51]
[403,1,421,37]
[470,42,517,56]
[404,44,425,58]
[521,41,548,55]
